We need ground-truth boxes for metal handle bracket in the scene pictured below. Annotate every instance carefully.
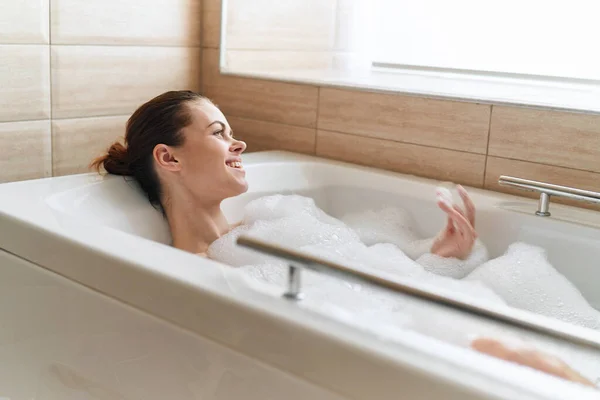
[498,175,600,216]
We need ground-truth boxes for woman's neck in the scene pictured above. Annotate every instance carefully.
[166,198,230,255]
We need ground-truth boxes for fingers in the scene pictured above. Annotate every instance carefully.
[438,199,476,238]
[437,198,452,214]
[445,216,454,234]
[437,201,456,229]
[453,204,466,219]
[436,185,476,228]
[457,185,476,227]
[437,188,479,244]
[446,203,476,239]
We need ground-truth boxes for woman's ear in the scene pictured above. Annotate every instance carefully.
[153,144,181,172]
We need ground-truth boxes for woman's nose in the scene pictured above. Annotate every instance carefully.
[230,139,247,154]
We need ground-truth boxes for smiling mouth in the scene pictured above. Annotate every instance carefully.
[226,161,243,169]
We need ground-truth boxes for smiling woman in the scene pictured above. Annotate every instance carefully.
[91,90,482,260]
[91,90,248,255]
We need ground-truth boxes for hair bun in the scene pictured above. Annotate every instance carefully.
[90,141,132,175]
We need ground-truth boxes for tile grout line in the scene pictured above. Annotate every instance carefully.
[197,0,205,92]
[486,154,600,176]
[481,105,494,188]
[316,127,487,156]
[314,86,322,155]
[222,113,488,157]
[211,113,317,132]
[0,117,55,125]
[18,43,204,49]
[48,0,54,177]
[51,114,134,122]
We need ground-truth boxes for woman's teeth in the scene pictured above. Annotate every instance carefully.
[226,161,242,169]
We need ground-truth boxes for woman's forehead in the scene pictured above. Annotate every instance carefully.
[191,100,227,127]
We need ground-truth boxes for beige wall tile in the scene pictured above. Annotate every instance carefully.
[0,120,51,183]
[317,130,485,187]
[485,156,600,210]
[225,50,333,71]
[202,49,319,127]
[488,106,600,173]
[225,0,336,50]
[51,46,201,119]
[204,81,319,128]
[201,47,225,84]
[52,115,129,176]
[202,0,221,48]
[51,0,202,46]
[0,45,50,122]
[0,0,49,44]
[228,116,316,154]
[318,88,491,154]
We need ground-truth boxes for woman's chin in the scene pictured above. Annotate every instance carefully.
[238,181,249,194]
[233,177,249,195]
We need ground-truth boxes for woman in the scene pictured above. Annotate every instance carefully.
[91,90,475,259]
[91,90,596,388]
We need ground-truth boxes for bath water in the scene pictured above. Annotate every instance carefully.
[208,194,600,382]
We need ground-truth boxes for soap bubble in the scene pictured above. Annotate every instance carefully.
[207,194,600,383]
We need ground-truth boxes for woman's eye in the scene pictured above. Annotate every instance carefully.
[213,130,224,137]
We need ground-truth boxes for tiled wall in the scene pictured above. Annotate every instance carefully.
[204,0,600,210]
[0,0,201,182]
[222,0,338,71]
[221,0,371,72]
[3,0,599,213]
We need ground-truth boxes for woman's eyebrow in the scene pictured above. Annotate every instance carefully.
[206,121,225,130]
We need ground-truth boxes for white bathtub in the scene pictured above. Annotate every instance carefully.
[0,150,599,400]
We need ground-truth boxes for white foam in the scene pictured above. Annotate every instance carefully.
[243,194,344,227]
[208,215,359,268]
[341,207,421,254]
[416,240,490,279]
[208,194,600,383]
[303,242,423,278]
[300,241,504,306]
[211,194,600,330]
[466,242,600,330]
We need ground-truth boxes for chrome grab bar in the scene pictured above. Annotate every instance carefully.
[498,175,600,216]
[237,235,600,351]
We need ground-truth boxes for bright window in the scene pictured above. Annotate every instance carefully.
[372,0,600,82]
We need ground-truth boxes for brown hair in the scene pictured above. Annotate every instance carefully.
[91,90,207,208]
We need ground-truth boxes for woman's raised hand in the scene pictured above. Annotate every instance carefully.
[431,185,477,260]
